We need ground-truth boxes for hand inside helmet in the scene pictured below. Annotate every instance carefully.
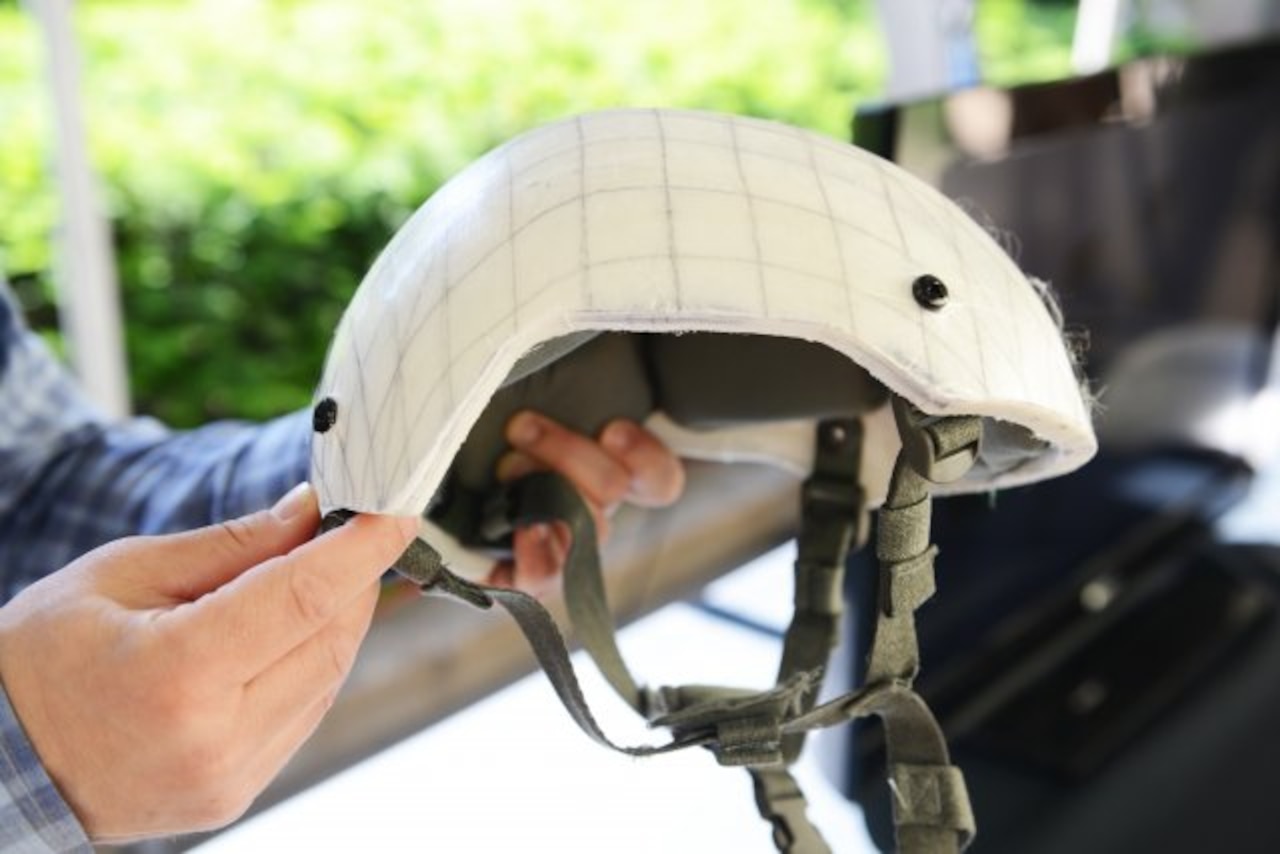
[491,411,684,596]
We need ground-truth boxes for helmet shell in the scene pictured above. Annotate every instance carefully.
[312,109,1096,516]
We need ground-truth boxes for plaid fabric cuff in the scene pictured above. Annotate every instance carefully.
[0,684,90,853]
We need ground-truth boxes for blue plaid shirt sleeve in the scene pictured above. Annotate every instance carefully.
[0,691,89,853]
[0,281,311,850]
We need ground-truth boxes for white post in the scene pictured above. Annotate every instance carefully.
[25,0,131,417]
[1072,0,1129,74]
[875,0,981,100]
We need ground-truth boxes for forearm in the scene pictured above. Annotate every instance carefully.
[0,410,309,601]
[0,281,311,600]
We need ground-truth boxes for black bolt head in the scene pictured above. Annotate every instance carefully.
[313,397,339,433]
[912,274,949,310]
[823,422,848,448]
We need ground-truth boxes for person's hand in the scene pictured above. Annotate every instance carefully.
[0,484,416,843]
[490,412,685,595]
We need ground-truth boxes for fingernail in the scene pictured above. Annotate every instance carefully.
[272,482,316,522]
[601,421,634,453]
[528,522,550,543]
[507,412,542,447]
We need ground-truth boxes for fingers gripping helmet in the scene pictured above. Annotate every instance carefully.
[311,109,1096,853]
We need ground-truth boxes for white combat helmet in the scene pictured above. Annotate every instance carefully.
[309,109,1097,854]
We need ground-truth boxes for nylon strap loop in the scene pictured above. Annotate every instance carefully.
[882,547,938,618]
[376,529,708,759]
[865,459,938,685]
[890,764,976,844]
[508,473,646,710]
[876,495,932,561]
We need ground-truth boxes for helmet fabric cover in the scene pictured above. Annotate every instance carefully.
[310,107,1095,530]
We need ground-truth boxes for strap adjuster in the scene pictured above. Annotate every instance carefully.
[715,715,784,768]
[892,399,982,484]
[889,762,976,843]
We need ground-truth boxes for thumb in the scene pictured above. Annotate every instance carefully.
[119,483,322,604]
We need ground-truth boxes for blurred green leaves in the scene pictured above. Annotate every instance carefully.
[0,0,885,425]
[974,0,1078,86]
[1,1,1113,426]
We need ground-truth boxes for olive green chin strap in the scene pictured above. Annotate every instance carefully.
[355,398,979,854]
[747,405,981,854]
[746,417,866,852]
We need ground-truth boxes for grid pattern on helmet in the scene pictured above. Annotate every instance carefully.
[311,109,1091,515]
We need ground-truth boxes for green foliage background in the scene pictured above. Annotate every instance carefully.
[0,0,1079,426]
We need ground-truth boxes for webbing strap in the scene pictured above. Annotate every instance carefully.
[384,531,707,758]
[745,419,866,854]
[858,405,980,853]
[393,476,811,768]
[384,470,850,854]
[865,459,935,684]
[759,681,975,853]
[773,680,976,852]
[758,406,979,853]
[777,418,865,762]
[441,472,815,766]
[503,474,645,711]
[503,419,868,854]
[363,402,978,854]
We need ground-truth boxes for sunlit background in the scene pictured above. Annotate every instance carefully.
[2,0,1118,426]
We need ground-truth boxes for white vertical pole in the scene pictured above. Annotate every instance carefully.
[875,0,981,100]
[1072,0,1129,74]
[25,0,131,417]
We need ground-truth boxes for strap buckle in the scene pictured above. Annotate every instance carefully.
[801,418,868,547]
[647,673,819,769]
[752,769,831,853]
[892,398,981,484]
[324,509,496,610]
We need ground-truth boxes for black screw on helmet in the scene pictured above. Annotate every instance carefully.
[820,420,849,449]
[912,274,949,310]
[313,397,339,433]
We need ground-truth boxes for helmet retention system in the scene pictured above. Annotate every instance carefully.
[321,399,978,852]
